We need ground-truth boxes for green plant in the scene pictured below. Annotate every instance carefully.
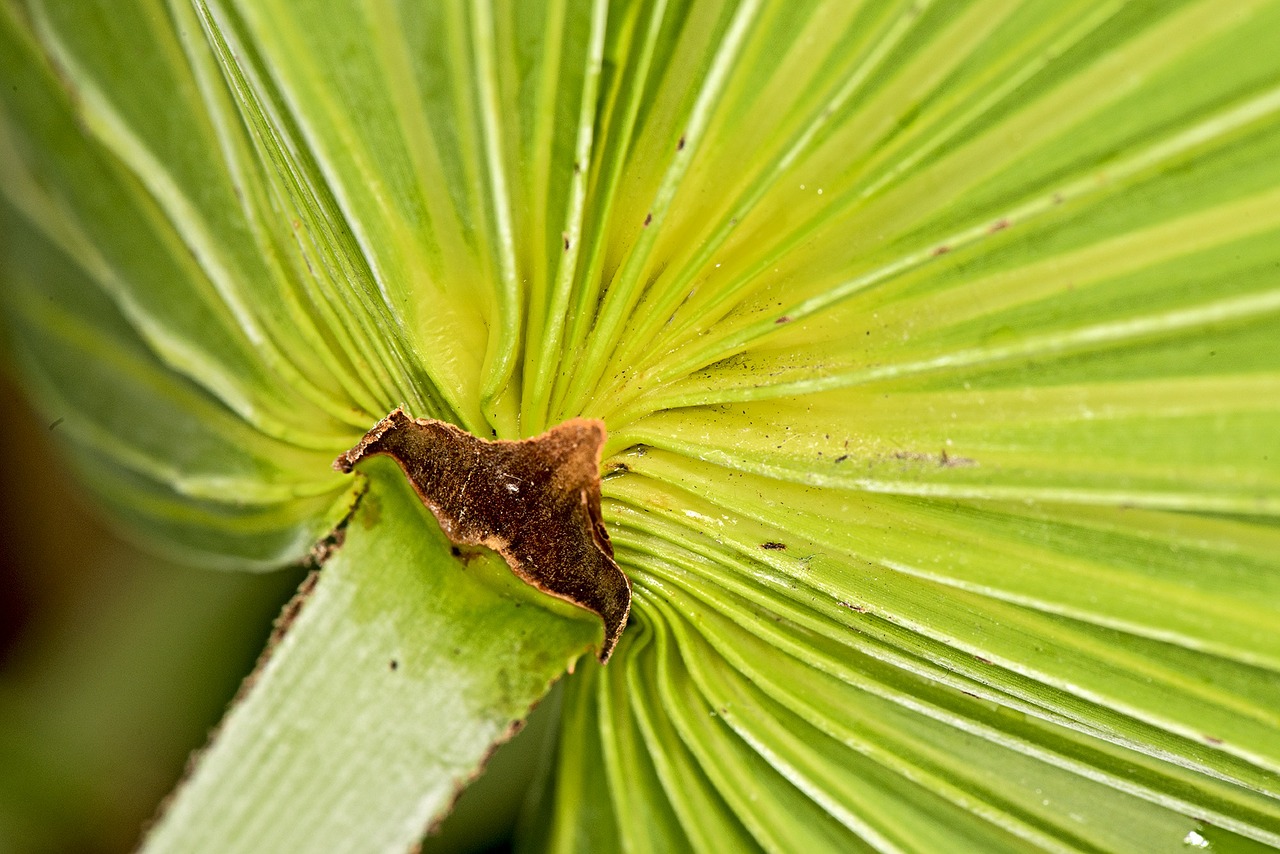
[2,0,1279,851]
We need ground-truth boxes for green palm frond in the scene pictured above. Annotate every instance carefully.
[2,1,1278,850]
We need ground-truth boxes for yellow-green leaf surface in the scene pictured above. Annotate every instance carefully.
[1,0,1279,851]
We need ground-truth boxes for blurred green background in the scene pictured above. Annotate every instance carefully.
[0,370,305,854]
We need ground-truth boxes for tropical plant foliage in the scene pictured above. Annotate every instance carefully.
[2,0,1280,850]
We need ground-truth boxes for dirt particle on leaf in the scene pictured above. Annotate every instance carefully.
[602,461,631,481]
[643,212,652,227]
[47,417,64,431]
[389,659,399,671]
[775,316,792,324]
[677,134,686,151]
[447,543,486,564]
[890,449,976,468]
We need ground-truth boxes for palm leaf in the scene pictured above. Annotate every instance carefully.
[1,0,1277,850]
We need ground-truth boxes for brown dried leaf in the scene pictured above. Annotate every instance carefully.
[334,410,631,661]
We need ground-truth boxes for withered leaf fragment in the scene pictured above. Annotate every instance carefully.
[334,410,631,662]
